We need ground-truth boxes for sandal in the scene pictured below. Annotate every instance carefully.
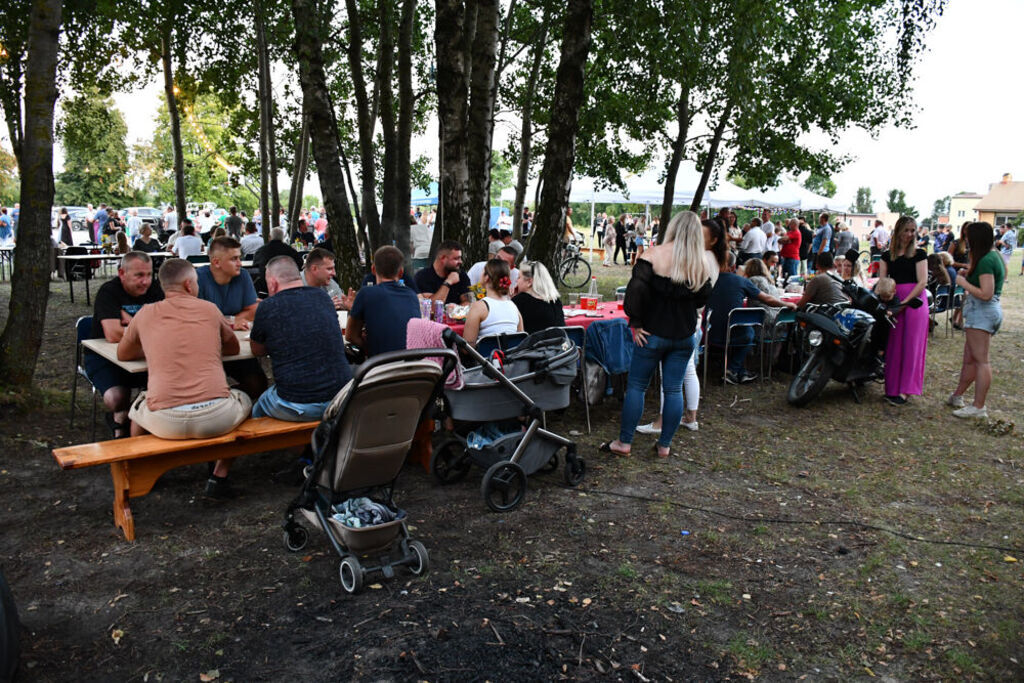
[105,413,130,439]
[598,441,630,457]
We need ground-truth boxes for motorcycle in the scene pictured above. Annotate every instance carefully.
[787,277,922,406]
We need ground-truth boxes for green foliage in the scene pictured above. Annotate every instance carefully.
[490,151,513,203]
[804,173,837,198]
[886,188,918,218]
[932,195,950,221]
[851,186,874,213]
[0,148,17,205]
[137,93,257,212]
[54,91,136,206]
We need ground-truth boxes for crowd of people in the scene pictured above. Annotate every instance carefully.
[77,195,1013,487]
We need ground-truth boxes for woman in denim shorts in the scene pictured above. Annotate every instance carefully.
[948,222,1005,419]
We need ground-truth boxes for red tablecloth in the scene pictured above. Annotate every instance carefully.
[446,301,628,336]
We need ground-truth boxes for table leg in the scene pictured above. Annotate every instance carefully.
[86,278,91,307]
[110,461,136,541]
[69,273,74,304]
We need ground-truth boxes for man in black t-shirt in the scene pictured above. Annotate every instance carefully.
[414,239,471,305]
[250,256,352,421]
[86,252,164,437]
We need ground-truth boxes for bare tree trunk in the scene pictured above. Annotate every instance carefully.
[435,0,472,257]
[512,14,548,242]
[256,0,271,238]
[287,114,310,236]
[292,0,361,287]
[260,5,281,228]
[344,0,382,249]
[659,86,690,241]
[531,0,594,273]
[340,146,372,266]
[377,0,399,248]
[161,30,186,222]
[465,0,499,252]
[0,0,61,387]
[392,0,416,265]
[689,101,731,211]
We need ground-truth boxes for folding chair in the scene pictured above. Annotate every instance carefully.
[700,308,712,396]
[930,284,950,337]
[70,316,99,441]
[558,325,590,433]
[722,307,766,385]
[64,245,95,305]
[476,331,528,358]
[764,308,797,379]
[947,286,964,337]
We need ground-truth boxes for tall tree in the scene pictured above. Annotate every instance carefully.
[530,0,594,272]
[291,0,362,286]
[0,0,61,387]
[804,173,837,198]
[851,186,874,213]
[55,91,133,206]
[931,195,950,222]
[886,188,918,218]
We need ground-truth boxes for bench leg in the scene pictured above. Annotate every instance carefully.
[110,462,136,541]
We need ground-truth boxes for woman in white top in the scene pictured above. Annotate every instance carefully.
[462,259,524,344]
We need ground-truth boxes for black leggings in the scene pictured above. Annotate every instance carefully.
[613,238,627,264]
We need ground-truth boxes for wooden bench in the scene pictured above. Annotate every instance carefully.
[52,417,319,541]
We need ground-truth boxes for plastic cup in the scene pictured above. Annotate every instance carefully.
[568,292,580,306]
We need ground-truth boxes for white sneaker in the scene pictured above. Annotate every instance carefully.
[635,422,660,435]
[680,421,699,432]
[946,394,965,408]
[952,404,987,419]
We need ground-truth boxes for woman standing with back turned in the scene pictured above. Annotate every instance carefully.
[878,216,929,406]
[948,222,1004,419]
[601,211,712,458]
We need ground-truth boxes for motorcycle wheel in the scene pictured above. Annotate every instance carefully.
[787,349,833,407]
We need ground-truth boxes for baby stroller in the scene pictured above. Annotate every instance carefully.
[282,348,458,594]
[430,327,586,512]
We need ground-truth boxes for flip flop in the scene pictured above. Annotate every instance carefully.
[598,441,630,457]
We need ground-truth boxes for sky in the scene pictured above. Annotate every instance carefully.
[54,0,1024,216]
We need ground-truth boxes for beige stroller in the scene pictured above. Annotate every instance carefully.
[282,348,458,594]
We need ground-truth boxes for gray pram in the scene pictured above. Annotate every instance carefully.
[431,327,585,511]
[283,348,458,594]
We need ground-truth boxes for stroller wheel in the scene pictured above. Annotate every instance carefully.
[339,556,364,594]
[283,525,309,553]
[563,454,586,487]
[407,540,429,576]
[430,438,471,485]
[481,461,527,513]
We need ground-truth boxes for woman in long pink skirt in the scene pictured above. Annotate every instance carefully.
[879,216,929,405]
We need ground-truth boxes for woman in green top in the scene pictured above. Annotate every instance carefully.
[948,222,1004,419]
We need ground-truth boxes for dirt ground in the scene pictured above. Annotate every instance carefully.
[1,271,1022,681]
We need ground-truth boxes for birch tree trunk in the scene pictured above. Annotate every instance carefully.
[0,0,61,387]
[465,0,499,250]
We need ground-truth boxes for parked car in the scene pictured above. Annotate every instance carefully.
[120,207,164,232]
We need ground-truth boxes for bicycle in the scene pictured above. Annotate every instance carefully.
[555,240,592,289]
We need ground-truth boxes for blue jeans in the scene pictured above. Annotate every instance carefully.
[620,333,696,448]
[252,384,331,422]
[782,258,800,278]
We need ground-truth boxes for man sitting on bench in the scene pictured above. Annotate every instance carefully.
[86,251,164,438]
[117,258,253,499]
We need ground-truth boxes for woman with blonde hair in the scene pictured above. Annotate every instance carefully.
[878,215,929,405]
[513,261,565,333]
[462,259,524,344]
[601,211,712,458]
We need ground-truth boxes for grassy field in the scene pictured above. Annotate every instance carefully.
[0,251,1021,679]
